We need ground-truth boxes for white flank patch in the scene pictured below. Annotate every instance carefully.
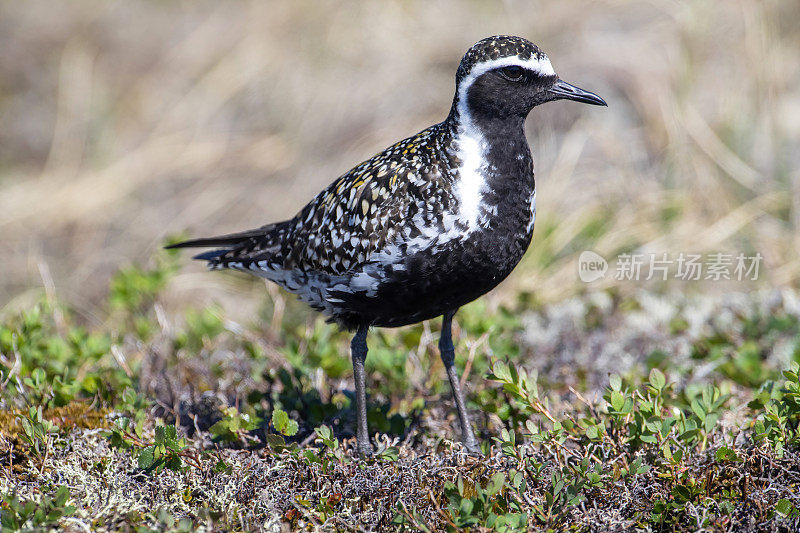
[246,258,384,310]
[244,260,333,313]
[345,269,381,297]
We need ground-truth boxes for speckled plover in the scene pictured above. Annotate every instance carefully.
[169,35,606,456]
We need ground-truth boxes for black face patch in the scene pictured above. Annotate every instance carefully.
[461,66,555,120]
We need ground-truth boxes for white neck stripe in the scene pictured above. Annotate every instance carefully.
[451,55,551,234]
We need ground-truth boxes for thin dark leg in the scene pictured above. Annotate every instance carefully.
[439,309,480,453]
[351,325,372,457]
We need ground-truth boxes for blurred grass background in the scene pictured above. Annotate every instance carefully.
[3,4,800,528]
[1,0,798,320]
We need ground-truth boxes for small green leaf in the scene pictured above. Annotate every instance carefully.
[776,498,795,517]
[272,409,298,436]
[621,397,634,414]
[213,459,231,473]
[154,426,166,445]
[610,391,625,412]
[715,446,741,463]
[486,472,505,496]
[648,368,666,391]
[164,425,178,442]
[671,484,692,503]
[459,498,473,516]
[315,424,333,442]
[138,446,156,469]
[690,399,706,420]
[376,446,399,462]
[672,447,684,463]
[265,434,286,448]
[645,418,661,433]
[164,454,183,471]
[492,360,511,382]
[272,409,288,430]
[703,413,719,433]
[283,419,298,437]
[54,485,70,507]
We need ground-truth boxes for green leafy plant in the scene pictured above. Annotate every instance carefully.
[440,472,528,532]
[208,406,262,444]
[530,468,585,527]
[272,408,298,436]
[262,408,299,451]
[138,425,189,472]
[1,486,76,531]
[750,362,800,456]
[775,498,799,518]
[106,421,201,473]
[17,405,57,457]
[310,424,350,467]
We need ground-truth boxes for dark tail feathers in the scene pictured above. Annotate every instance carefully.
[165,228,270,250]
[166,224,282,262]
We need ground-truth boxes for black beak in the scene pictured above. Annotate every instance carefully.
[548,79,607,106]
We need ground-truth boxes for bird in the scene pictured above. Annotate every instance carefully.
[167,35,606,456]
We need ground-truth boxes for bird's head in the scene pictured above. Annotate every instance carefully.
[452,35,606,125]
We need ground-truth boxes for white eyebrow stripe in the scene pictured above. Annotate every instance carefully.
[468,55,555,81]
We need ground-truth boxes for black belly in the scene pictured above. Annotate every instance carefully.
[330,227,533,329]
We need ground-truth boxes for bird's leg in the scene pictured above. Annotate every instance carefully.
[439,310,480,454]
[350,325,372,457]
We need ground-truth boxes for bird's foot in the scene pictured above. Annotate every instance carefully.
[356,440,374,458]
[463,439,483,457]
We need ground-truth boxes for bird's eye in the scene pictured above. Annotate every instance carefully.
[499,66,525,81]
